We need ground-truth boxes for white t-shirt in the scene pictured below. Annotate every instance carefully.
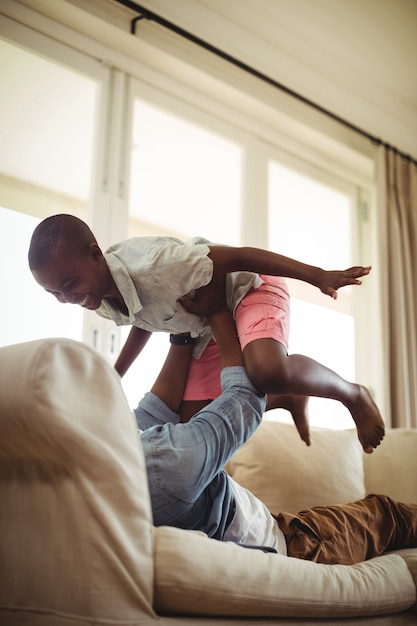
[223,476,287,555]
[96,236,261,357]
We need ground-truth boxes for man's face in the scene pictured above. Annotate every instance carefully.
[32,244,109,310]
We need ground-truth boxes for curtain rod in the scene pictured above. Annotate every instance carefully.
[115,0,416,166]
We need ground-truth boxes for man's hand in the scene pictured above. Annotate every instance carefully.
[316,266,371,299]
[180,273,227,318]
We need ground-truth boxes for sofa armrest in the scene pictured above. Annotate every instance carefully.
[0,339,155,625]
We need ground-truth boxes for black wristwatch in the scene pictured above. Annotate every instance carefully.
[169,333,197,345]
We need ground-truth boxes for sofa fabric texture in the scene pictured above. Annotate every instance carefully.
[0,339,155,625]
[154,526,415,618]
[225,420,366,514]
[0,338,416,624]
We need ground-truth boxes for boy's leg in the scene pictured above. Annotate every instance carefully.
[180,278,311,444]
[235,276,385,454]
[276,494,417,565]
[243,338,384,453]
[179,339,222,422]
[265,393,311,446]
[179,337,311,446]
[235,276,312,444]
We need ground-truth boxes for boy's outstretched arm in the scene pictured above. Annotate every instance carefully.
[114,326,152,377]
[207,245,371,300]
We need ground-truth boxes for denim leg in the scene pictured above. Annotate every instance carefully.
[142,365,266,535]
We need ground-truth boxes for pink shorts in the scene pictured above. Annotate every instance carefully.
[183,275,290,401]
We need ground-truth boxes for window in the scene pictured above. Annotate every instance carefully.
[0,15,378,425]
[267,159,360,428]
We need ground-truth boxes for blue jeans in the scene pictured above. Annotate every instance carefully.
[135,366,266,539]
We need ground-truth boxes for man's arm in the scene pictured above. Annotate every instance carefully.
[114,326,152,377]
[206,307,243,370]
[207,245,371,300]
[150,335,195,414]
[149,275,244,414]
[149,302,243,415]
[180,273,243,370]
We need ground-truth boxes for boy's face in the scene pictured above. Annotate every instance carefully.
[32,244,110,311]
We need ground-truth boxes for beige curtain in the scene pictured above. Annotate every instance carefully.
[377,146,417,428]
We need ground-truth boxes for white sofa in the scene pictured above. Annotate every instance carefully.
[0,337,416,626]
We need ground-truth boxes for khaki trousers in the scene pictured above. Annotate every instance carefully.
[276,494,417,565]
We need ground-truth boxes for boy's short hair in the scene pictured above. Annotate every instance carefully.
[28,214,97,270]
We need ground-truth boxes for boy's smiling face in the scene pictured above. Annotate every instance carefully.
[32,243,112,310]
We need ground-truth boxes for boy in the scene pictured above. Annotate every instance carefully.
[28,213,385,453]
[137,275,416,562]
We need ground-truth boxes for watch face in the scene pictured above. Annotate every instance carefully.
[170,333,196,345]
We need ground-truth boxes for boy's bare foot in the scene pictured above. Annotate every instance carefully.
[346,385,385,454]
[266,394,311,446]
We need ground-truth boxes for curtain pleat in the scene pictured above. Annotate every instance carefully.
[377,147,417,428]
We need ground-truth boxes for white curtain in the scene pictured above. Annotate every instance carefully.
[376,146,417,428]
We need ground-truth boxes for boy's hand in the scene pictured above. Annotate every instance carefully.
[317,266,371,299]
[179,274,227,317]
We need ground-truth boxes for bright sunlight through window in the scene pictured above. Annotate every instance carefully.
[268,161,356,429]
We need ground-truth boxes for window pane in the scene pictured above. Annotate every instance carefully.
[0,208,83,347]
[289,298,355,429]
[0,40,99,346]
[120,328,169,410]
[268,161,352,268]
[268,161,356,429]
[122,96,244,406]
[0,39,97,200]
[128,99,242,244]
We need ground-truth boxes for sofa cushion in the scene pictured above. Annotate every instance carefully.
[396,550,417,613]
[225,420,365,514]
[0,339,155,625]
[154,525,416,618]
[363,428,417,503]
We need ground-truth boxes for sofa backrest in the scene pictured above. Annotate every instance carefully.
[226,420,366,514]
[226,419,417,515]
[363,427,417,503]
[0,339,155,625]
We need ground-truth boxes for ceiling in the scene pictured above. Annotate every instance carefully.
[196,0,417,110]
[132,0,417,156]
